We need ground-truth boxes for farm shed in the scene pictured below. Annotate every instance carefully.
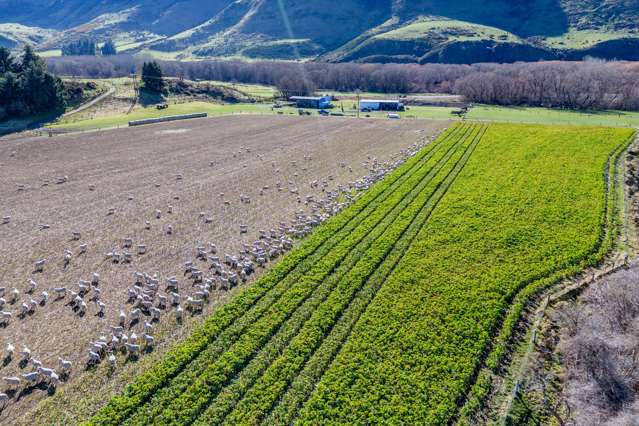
[290,96,332,109]
[360,99,405,112]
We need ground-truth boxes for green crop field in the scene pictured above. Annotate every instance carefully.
[84,122,634,425]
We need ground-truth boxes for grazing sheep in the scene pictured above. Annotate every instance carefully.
[26,279,37,294]
[106,208,116,216]
[144,221,151,230]
[150,307,161,321]
[166,224,173,235]
[20,302,30,316]
[110,326,124,337]
[88,184,95,191]
[53,287,67,298]
[72,231,81,241]
[91,273,100,286]
[34,259,46,273]
[125,343,140,357]
[108,354,116,368]
[155,210,161,219]
[0,312,11,326]
[19,347,31,361]
[88,351,101,364]
[157,295,167,309]
[143,334,155,349]
[79,244,87,255]
[119,310,126,326]
[9,288,18,303]
[40,291,48,305]
[167,205,173,214]
[58,357,72,373]
[1,217,10,225]
[3,377,20,391]
[96,301,106,316]
[48,372,60,387]
[130,308,141,323]
[4,344,14,360]
[0,393,8,406]
[138,244,147,255]
[22,372,40,386]
[123,238,133,248]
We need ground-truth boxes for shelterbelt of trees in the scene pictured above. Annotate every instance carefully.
[46,55,639,111]
[0,46,65,120]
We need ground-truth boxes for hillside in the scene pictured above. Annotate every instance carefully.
[0,0,638,63]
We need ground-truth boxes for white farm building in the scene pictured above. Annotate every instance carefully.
[360,99,405,112]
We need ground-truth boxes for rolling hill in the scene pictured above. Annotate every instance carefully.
[0,0,638,63]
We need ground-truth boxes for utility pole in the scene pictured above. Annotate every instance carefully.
[356,89,361,118]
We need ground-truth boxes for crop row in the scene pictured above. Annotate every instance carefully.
[88,123,467,425]
[124,125,481,425]
[296,124,635,424]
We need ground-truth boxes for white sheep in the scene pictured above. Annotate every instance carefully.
[22,372,39,385]
[0,312,11,326]
[40,291,48,305]
[58,357,72,373]
[48,372,60,387]
[96,301,106,316]
[79,244,88,254]
[130,308,141,323]
[34,259,46,272]
[3,377,20,391]
[143,334,155,348]
[88,351,101,363]
[125,343,140,356]
[53,287,67,298]
[119,310,126,326]
[108,354,116,368]
[150,307,161,321]
[11,287,20,303]
[1,217,10,225]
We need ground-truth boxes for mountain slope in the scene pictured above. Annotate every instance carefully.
[0,0,638,63]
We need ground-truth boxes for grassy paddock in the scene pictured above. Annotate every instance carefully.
[466,105,639,127]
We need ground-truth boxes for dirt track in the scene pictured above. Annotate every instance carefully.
[0,115,446,423]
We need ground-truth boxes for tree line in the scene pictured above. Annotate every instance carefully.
[61,38,117,56]
[44,55,639,111]
[0,46,65,120]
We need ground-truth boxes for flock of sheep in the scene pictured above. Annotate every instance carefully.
[0,130,433,412]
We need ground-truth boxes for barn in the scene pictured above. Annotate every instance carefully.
[290,96,332,109]
[360,99,405,112]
